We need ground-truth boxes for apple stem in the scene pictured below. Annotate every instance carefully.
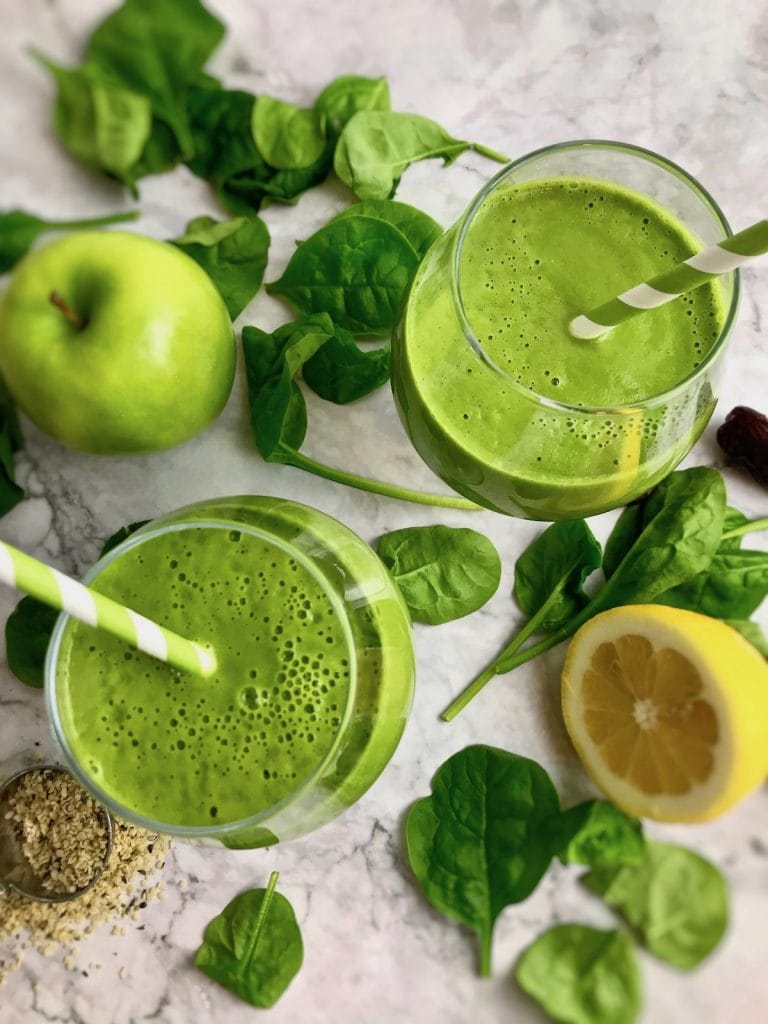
[49,291,87,330]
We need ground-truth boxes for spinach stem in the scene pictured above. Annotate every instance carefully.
[442,586,567,722]
[52,211,139,229]
[722,516,768,540]
[479,932,492,978]
[286,450,482,510]
[471,143,510,165]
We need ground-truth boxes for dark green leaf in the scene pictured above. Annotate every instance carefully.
[655,546,768,619]
[127,117,181,183]
[0,376,24,515]
[602,504,643,580]
[267,215,420,335]
[100,520,150,557]
[5,598,57,689]
[551,800,645,869]
[405,745,560,974]
[315,75,390,135]
[185,88,264,185]
[331,198,442,259]
[252,96,326,170]
[334,111,506,200]
[583,840,728,969]
[514,520,602,632]
[242,315,335,459]
[516,925,641,1024]
[36,57,152,181]
[303,321,390,404]
[195,873,303,1008]
[591,467,726,613]
[171,215,270,319]
[0,208,138,274]
[377,526,500,624]
[724,618,768,656]
[255,135,334,205]
[85,0,225,157]
[719,506,751,550]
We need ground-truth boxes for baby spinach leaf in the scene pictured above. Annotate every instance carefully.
[405,745,560,975]
[655,546,768,619]
[0,377,24,516]
[724,618,768,656]
[377,526,500,624]
[85,0,225,157]
[35,57,152,182]
[302,322,390,404]
[551,800,645,869]
[242,317,479,510]
[331,199,442,259]
[267,214,420,335]
[334,110,508,200]
[243,316,334,460]
[127,117,181,183]
[515,925,641,1024]
[5,520,148,688]
[5,598,57,689]
[583,840,728,970]
[252,96,326,170]
[185,87,264,185]
[514,520,602,632]
[0,208,138,274]
[171,215,270,319]
[315,74,390,135]
[602,503,643,580]
[195,872,303,1008]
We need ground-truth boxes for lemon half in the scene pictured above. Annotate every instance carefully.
[561,605,768,823]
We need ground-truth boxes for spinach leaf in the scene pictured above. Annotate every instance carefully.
[602,503,643,580]
[334,110,508,200]
[243,316,334,460]
[583,840,728,969]
[515,925,641,1024]
[514,520,602,632]
[315,75,390,135]
[302,323,390,404]
[376,526,500,624]
[127,117,181,183]
[34,57,152,183]
[267,214,420,335]
[724,618,768,656]
[4,521,148,688]
[171,215,270,319]
[252,96,326,170]
[242,316,479,510]
[85,0,225,158]
[5,598,58,689]
[551,800,645,869]
[185,87,264,185]
[331,198,442,259]
[0,209,139,274]
[195,871,303,1008]
[405,745,560,975]
[0,377,24,518]
[655,546,768,619]
[444,467,727,721]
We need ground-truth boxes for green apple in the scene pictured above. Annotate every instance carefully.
[0,231,235,454]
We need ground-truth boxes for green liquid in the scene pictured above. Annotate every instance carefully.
[393,177,729,518]
[54,499,414,837]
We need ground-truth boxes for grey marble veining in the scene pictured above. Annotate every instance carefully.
[1,0,767,1021]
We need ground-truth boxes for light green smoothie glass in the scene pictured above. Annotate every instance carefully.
[391,140,740,520]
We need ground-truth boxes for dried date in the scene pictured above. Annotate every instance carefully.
[717,406,768,488]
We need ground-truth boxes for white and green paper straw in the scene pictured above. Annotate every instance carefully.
[0,539,216,677]
[570,219,768,340]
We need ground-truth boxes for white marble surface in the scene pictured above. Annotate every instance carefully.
[1,0,767,1021]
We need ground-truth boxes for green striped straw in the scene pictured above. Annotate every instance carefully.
[0,539,216,677]
[570,219,768,340]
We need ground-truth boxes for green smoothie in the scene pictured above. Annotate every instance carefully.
[50,497,414,843]
[393,176,729,519]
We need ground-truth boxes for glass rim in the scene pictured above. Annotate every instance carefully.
[450,138,741,414]
[45,514,358,840]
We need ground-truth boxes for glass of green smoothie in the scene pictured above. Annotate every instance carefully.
[392,140,740,519]
[44,497,414,848]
